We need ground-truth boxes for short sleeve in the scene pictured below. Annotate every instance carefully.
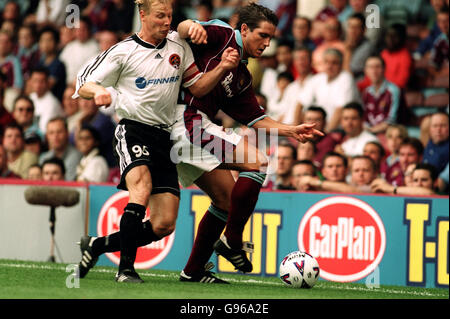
[73,47,124,98]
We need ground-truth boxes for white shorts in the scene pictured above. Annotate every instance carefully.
[171,105,242,187]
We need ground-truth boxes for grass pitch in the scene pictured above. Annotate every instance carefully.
[0,259,447,300]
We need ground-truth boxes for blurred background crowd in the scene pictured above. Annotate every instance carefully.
[0,0,448,196]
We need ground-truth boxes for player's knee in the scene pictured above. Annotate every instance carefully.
[152,221,176,238]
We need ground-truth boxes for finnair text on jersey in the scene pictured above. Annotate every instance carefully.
[135,76,180,89]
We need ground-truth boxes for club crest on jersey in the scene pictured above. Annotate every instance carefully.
[169,54,181,69]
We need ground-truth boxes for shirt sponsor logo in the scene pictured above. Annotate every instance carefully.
[135,76,180,89]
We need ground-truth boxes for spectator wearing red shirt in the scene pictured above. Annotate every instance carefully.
[380,23,412,89]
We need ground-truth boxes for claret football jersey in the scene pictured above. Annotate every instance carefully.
[74,31,202,130]
[179,20,267,127]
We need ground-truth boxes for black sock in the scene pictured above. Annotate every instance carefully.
[91,221,161,256]
[119,203,146,272]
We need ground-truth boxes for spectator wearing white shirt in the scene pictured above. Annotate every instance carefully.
[336,102,378,158]
[28,67,64,134]
[277,46,314,125]
[59,16,100,86]
[75,124,109,183]
[297,48,360,132]
[35,0,71,28]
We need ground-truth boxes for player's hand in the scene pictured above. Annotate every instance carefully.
[290,123,324,143]
[93,88,112,107]
[220,47,240,70]
[188,22,207,44]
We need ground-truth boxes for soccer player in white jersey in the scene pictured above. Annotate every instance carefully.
[73,0,239,283]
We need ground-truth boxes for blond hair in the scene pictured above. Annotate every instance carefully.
[135,0,172,14]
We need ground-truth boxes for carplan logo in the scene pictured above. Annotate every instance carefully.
[97,191,175,269]
[298,196,386,282]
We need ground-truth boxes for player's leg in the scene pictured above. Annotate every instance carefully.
[180,169,234,283]
[114,164,152,283]
[212,135,268,272]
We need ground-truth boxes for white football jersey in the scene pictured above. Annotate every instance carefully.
[73,31,202,130]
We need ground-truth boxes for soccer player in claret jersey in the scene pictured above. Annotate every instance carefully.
[172,3,323,283]
[73,0,239,283]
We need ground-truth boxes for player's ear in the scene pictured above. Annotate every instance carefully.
[240,23,249,36]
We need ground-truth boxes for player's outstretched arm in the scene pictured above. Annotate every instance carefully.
[78,82,112,107]
[251,116,324,143]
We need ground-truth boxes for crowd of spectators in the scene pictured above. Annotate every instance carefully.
[0,0,448,196]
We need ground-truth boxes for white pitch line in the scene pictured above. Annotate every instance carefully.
[0,262,447,298]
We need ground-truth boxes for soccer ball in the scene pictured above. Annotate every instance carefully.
[279,251,320,288]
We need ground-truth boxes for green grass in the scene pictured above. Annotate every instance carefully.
[0,259,447,299]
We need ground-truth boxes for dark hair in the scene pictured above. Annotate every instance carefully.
[13,95,35,112]
[388,23,407,47]
[4,122,24,139]
[278,140,297,160]
[79,124,101,144]
[277,38,294,50]
[349,12,366,29]
[277,71,294,82]
[413,163,438,182]
[19,23,38,41]
[42,157,66,176]
[322,151,348,168]
[438,5,449,15]
[400,137,424,156]
[80,16,93,33]
[352,155,376,172]
[293,45,312,59]
[198,0,213,12]
[39,25,60,44]
[365,55,386,69]
[294,15,311,30]
[30,66,49,78]
[305,105,327,121]
[47,116,68,132]
[365,140,386,159]
[293,159,316,175]
[343,102,364,118]
[235,3,279,31]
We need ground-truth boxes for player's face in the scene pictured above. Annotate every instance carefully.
[141,2,172,44]
[241,21,276,59]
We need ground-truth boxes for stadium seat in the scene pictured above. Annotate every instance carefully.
[423,93,449,108]
[404,91,424,108]
[428,74,450,89]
